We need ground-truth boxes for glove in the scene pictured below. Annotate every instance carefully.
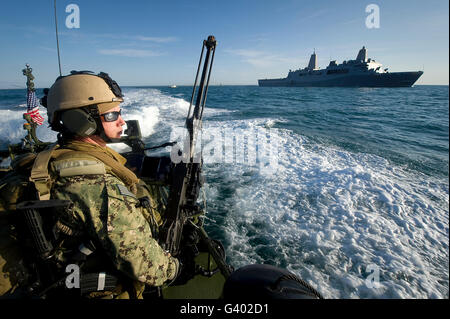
[168,257,182,281]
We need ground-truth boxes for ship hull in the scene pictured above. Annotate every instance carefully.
[258,71,423,88]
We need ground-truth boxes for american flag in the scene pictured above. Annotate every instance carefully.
[24,89,45,125]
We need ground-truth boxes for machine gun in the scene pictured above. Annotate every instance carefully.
[158,35,232,279]
[160,35,217,256]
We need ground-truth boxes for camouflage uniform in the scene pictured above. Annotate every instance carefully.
[49,141,178,292]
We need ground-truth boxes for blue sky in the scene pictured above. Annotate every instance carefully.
[0,0,448,88]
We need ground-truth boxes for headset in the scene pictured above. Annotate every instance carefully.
[60,107,98,137]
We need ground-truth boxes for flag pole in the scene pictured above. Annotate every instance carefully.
[22,65,45,126]
[21,65,45,148]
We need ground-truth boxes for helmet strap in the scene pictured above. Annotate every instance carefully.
[85,105,110,143]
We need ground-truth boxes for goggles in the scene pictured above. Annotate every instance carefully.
[101,110,122,122]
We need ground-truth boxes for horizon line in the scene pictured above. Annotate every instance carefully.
[0,84,449,90]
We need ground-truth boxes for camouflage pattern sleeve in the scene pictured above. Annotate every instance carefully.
[51,173,178,286]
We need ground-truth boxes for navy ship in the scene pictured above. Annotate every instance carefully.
[258,47,423,87]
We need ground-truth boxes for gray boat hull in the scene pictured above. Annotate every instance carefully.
[258,71,423,88]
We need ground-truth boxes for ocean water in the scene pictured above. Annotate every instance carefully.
[0,85,448,299]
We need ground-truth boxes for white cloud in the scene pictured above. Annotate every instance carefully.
[297,8,329,21]
[225,49,303,68]
[135,36,177,43]
[57,31,177,45]
[97,49,162,57]
[38,46,56,53]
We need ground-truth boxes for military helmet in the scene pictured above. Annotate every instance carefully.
[47,71,124,125]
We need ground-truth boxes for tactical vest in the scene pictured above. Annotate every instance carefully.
[0,142,162,298]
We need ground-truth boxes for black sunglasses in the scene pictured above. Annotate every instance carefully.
[101,110,122,122]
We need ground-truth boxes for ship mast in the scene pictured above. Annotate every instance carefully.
[308,50,318,70]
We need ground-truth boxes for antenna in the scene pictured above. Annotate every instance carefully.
[54,0,62,76]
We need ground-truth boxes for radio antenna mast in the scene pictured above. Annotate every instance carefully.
[54,0,62,76]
